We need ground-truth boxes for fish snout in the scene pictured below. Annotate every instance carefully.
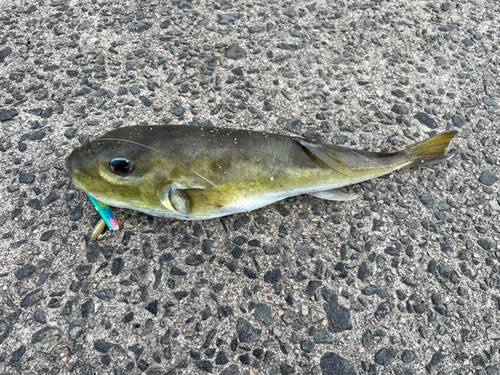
[66,149,92,180]
[66,151,79,176]
[65,153,72,174]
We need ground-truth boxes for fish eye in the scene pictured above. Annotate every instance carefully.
[109,158,135,175]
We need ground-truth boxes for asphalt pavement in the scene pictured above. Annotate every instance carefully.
[1,1,499,374]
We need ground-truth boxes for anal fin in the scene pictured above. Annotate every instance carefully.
[308,189,358,201]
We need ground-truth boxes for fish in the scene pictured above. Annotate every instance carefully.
[66,125,457,222]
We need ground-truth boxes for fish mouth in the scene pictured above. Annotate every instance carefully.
[66,151,95,189]
[65,154,74,182]
[66,150,79,174]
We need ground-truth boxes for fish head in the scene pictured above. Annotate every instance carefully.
[66,136,165,212]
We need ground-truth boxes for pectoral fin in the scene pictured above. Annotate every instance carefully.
[308,190,358,201]
[159,184,231,216]
[297,139,354,176]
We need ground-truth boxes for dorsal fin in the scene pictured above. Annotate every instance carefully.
[296,139,353,176]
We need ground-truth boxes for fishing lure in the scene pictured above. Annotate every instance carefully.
[87,194,119,239]
[90,219,107,241]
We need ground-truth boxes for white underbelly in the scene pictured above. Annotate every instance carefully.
[148,183,343,220]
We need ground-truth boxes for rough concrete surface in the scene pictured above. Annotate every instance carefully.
[0,0,499,374]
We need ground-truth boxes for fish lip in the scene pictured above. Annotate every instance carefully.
[66,150,77,172]
[66,151,94,186]
[65,154,74,181]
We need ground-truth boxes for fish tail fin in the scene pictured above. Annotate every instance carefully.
[403,131,458,167]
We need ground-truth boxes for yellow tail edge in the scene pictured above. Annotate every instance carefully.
[404,131,458,167]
